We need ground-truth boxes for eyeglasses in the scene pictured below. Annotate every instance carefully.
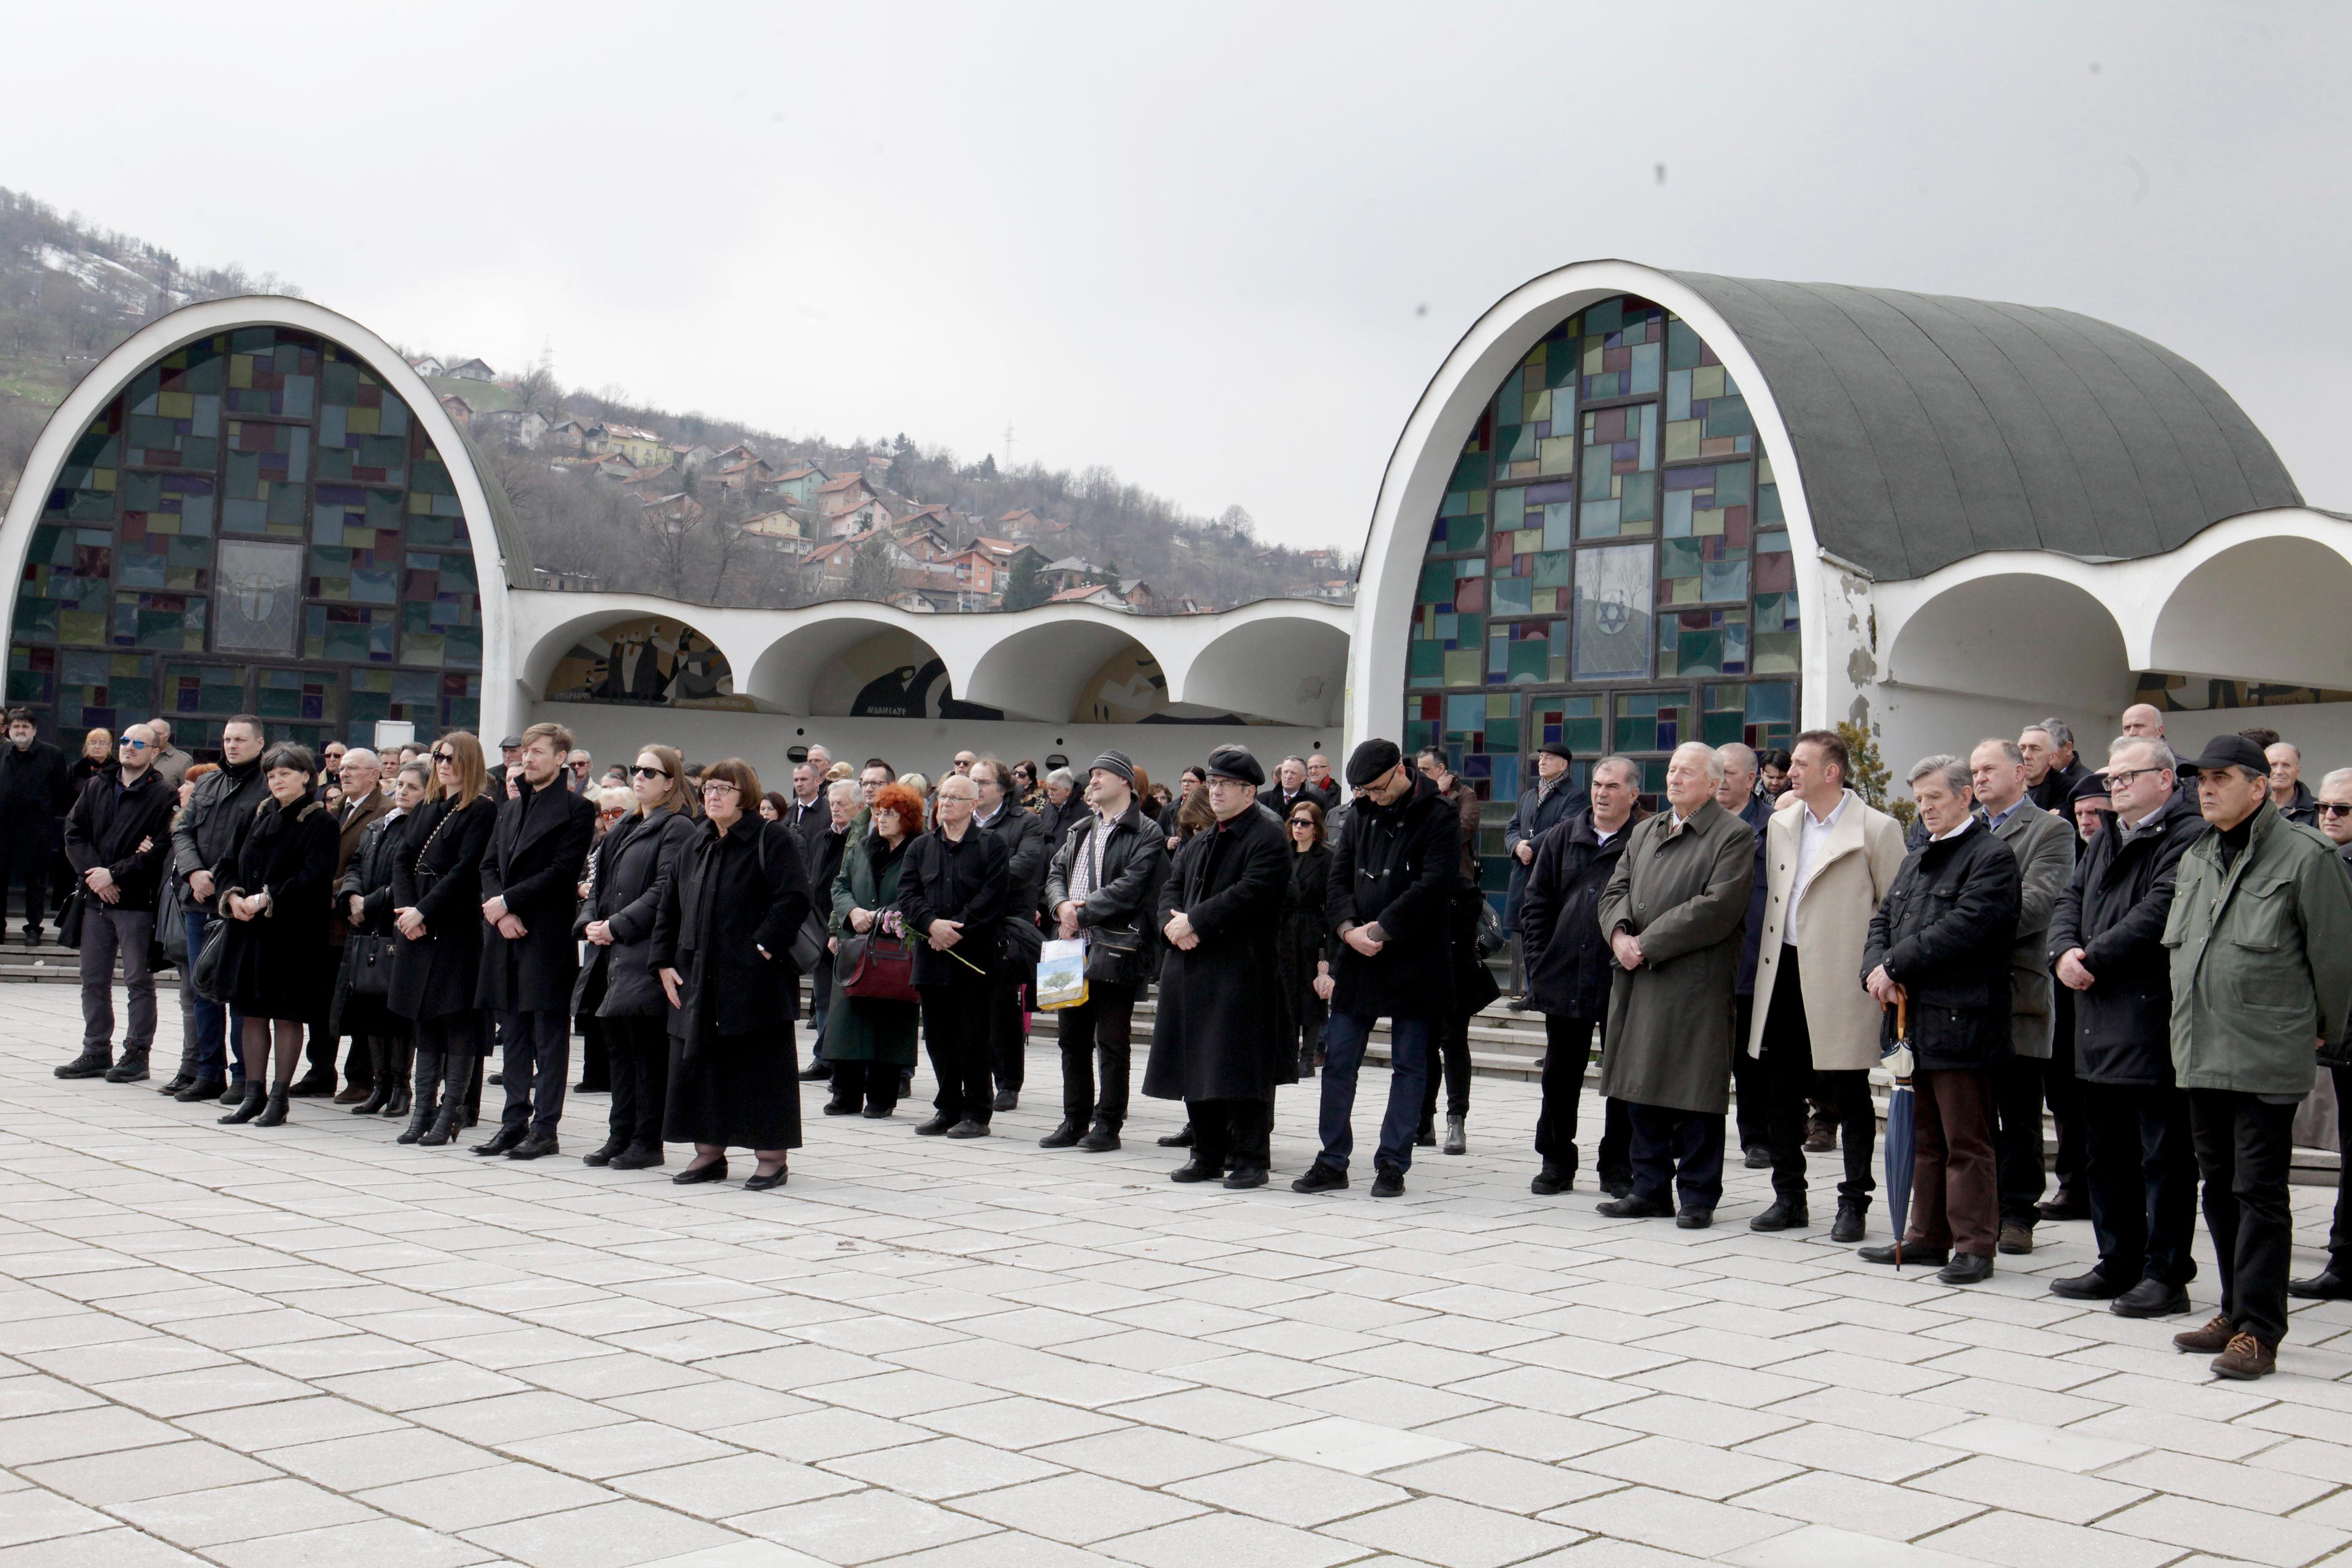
[2320,803,2352,818]
[631,765,671,779]
[119,739,149,750]
[2106,766,2168,786]
[702,781,739,796]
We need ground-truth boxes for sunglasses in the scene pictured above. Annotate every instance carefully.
[2321,803,2352,818]
[119,739,149,750]
[1290,817,1315,828]
[631,765,671,779]
[431,750,454,762]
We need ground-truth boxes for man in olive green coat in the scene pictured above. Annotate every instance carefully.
[2163,735,2352,1381]
[1596,742,1756,1227]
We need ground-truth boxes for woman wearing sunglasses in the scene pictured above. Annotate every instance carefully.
[1278,799,1336,1080]
[389,732,498,1146]
[575,747,698,1170]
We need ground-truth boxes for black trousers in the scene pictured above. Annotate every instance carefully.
[1190,1097,1270,1170]
[608,1014,670,1148]
[1730,992,1766,1150]
[499,1008,570,1138]
[989,978,1027,1095]
[829,1058,901,1112]
[2082,1079,2199,1286]
[578,1017,611,1089]
[1418,1009,1474,1123]
[2329,1064,2352,1268]
[2187,1088,2297,1345]
[921,980,994,1125]
[1760,949,1875,1205]
[1535,1015,1629,1180]
[1627,1102,1725,1211]
[336,1027,375,1091]
[2047,990,2087,1194]
[0,829,48,932]
[1992,1055,2048,1226]
[1056,981,1135,1128]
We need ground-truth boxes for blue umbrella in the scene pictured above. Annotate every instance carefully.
[1883,989,1917,1268]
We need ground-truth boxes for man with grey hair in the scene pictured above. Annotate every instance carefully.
[2293,766,2352,1302]
[2024,718,2091,813]
[2120,704,2166,741]
[1716,741,1774,1167]
[1041,766,1082,850]
[2266,742,2318,827]
[1856,754,2021,1284]
[1594,742,1755,1227]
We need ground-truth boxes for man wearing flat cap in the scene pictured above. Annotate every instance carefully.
[1503,741,1582,1006]
[1042,751,1169,1153]
[1293,737,1460,1199]
[2161,733,2352,1379]
[1143,746,1291,1188]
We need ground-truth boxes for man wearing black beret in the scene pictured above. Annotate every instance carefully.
[1293,737,1460,1199]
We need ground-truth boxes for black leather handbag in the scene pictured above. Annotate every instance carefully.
[346,930,394,997]
[191,917,230,1003]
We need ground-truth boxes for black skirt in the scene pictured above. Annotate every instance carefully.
[664,1027,802,1150]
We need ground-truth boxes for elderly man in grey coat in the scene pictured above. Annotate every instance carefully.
[1594,741,1756,1228]
[1969,737,2078,1257]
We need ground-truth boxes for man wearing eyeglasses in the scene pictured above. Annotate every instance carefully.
[2292,769,2352,1303]
[472,722,598,1159]
[2046,736,2210,1319]
[54,725,175,1083]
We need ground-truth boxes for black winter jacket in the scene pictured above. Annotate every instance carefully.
[574,807,698,1019]
[0,739,73,839]
[1519,805,1647,1021]
[2046,786,2209,1086]
[1044,802,1169,989]
[900,824,1008,986]
[476,777,597,1014]
[652,816,811,1041]
[1863,821,2022,1071]
[63,768,176,912]
[1325,772,1460,1019]
[170,756,264,908]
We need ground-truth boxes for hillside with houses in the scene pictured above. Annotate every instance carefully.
[0,187,1355,617]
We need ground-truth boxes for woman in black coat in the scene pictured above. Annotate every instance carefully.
[215,744,341,1128]
[653,758,812,1190]
[334,760,429,1117]
[1276,798,1335,1079]
[576,745,698,1170]
[389,731,498,1147]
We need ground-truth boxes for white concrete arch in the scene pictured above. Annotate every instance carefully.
[2147,525,2352,692]
[513,592,766,710]
[962,612,1174,723]
[1347,260,1830,746]
[1879,559,2131,712]
[0,296,525,740]
[744,605,952,717]
[1174,609,1349,728]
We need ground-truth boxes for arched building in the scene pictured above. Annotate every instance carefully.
[1349,259,2348,910]
[1,298,1350,784]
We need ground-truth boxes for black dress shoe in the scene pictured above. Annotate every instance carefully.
[1600,1174,1634,1200]
[1159,1124,1195,1148]
[507,1133,559,1160]
[744,1164,788,1191]
[1530,1163,1573,1196]
[285,1069,337,1098]
[572,1079,609,1094]
[176,1076,225,1104]
[471,1128,524,1157]
[350,1084,390,1115]
[1676,1208,1714,1230]
[1937,1253,1994,1285]
[944,1118,990,1139]
[1743,1145,1773,1170]
[1039,1119,1082,1148]
[609,1140,665,1170]
[2049,1269,2127,1300]
[913,1115,956,1136]
[1370,1168,1406,1199]
[797,1061,833,1082]
[1596,1194,1673,1219]
[2291,1270,2352,1301]
[2037,1191,2089,1222]
[158,1072,194,1096]
[1858,1240,1949,1267]
[861,1103,894,1119]
[822,1097,859,1116]
[672,1159,728,1185]
[1291,1163,1348,1194]
[992,1090,1018,1113]
[1413,1120,1436,1148]
[218,1080,243,1103]
[1170,1158,1221,1183]
[1749,1198,1808,1232]
[1223,1164,1268,1190]
[1077,1122,1120,1152]
[1830,1201,1867,1244]
[2111,1278,2192,1317]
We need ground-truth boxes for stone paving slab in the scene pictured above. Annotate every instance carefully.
[7,984,2352,1566]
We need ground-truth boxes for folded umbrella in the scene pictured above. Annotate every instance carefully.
[1883,987,1917,1269]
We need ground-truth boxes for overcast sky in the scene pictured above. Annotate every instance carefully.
[8,3,2346,550]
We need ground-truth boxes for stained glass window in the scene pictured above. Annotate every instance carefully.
[1404,292,1804,850]
[9,325,485,747]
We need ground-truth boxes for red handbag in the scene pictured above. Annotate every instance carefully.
[838,931,919,1002]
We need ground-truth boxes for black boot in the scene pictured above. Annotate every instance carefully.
[54,1044,113,1079]
[217,1083,266,1124]
[104,1048,151,1084]
[255,1088,290,1127]
[382,1039,413,1117]
[420,1100,461,1147]
[398,1050,443,1144]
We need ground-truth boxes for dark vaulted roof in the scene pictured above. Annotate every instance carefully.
[1665,273,2302,580]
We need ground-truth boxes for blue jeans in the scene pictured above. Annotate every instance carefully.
[183,910,253,1081]
[500,1009,570,1138]
[1316,1012,1431,1175]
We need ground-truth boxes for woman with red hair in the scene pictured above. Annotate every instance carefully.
[819,782,924,1117]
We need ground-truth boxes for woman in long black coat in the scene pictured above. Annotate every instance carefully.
[653,758,812,1190]
[214,744,340,1128]
[334,760,429,1117]
[576,745,698,1170]
[389,731,498,1147]
[1276,798,1335,1079]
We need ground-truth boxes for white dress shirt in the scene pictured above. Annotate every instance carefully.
[1789,792,1847,944]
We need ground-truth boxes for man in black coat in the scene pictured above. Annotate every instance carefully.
[1297,738,1458,1199]
[2047,736,2209,1317]
[168,714,268,1099]
[974,758,1048,1112]
[1519,756,1643,1196]
[1044,752,1170,1153]
[1858,754,2022,1286]
[1304,753,1341,814]
[1717,742,1775,1167]
[1143,745,1289,1187]
[902,772,1009,1137]
[2296,766,2352,1302]
[2023,719,2092,814]
[0,707,73,945]
[55,725,175,1082]
[473,722,598,1159]
[1502,741,1581,1003]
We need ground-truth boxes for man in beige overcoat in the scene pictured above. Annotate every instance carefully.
[1746,729,1905,1242]
[1596,742,1756,1228]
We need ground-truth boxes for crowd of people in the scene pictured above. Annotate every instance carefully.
[22,695,2352,1382]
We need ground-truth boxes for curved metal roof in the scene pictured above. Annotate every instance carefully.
[1666,273,2301,580]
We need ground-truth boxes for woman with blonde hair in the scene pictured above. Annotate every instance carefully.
[390,731,498,1146]
[576,744,698,1170]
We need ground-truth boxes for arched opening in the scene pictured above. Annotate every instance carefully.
[1885,572,2130,710]
[1179,614,1349,727]
[540,612,750,710]
[748,616,992,719]
[961,617,1166,723]
[2152,536,2352,692]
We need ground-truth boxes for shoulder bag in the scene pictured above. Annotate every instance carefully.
[836,929,919,1003]
[191,916,231,1003]
[346,930,394,997]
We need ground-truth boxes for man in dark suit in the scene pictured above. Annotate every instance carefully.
[291,747,393,1099]
[974,758,1049,1112]
[785,760,830,858]
[473,722,597,1159]
[1267,757,1313,820]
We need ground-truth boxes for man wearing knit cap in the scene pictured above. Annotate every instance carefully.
[1041,750,1169,1153]
[1143,745,1291,1188]
[1294,737,1460,1199]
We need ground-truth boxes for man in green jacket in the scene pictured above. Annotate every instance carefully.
[2163,735,2352,1379]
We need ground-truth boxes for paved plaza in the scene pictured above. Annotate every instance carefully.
[7,983,2352,1568]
